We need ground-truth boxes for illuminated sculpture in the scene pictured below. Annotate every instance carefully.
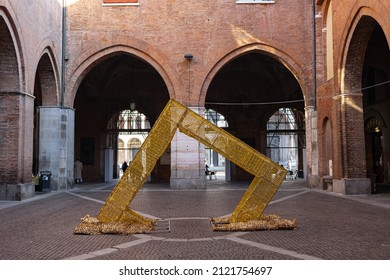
[74,99,295,234]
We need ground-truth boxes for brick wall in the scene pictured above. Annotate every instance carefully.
[65,0,315,106]
[317,0,390,184]
[0,1,62,198]
[0,93,20,184]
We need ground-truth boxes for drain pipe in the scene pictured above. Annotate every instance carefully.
[312,0,317,111]
[61,0,68,191]
[61,0,67,108]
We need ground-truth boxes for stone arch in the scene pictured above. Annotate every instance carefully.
[128,137,142,148]
[199,43,311,108]
[66,44,178,107]
[34,48,60,106]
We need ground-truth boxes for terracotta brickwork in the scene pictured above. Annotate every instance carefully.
[64,0,315,106]
[316,0,390,194]
[0,0,62,199]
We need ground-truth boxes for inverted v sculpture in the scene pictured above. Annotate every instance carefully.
[74,99,295,234]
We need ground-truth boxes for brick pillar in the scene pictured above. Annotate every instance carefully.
[170,106,206,189]
[333,93,370,194]
[38,107,75,190]
[0,92,35,200]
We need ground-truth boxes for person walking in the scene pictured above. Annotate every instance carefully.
[122,161,128,174]
[74,158,83,183]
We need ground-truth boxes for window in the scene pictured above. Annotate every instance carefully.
[103,0,139,6]
[236,0,275,4]
[267,108,302,170]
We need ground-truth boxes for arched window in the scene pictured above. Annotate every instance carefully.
[117,139,125,166]
[127,138,141,162]
[267,108,299,171]
[129,137,141,148]
[322,117,333,176]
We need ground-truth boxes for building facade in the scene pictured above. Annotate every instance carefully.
[0,0,389,200]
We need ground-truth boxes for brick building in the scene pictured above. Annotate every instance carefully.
[0,0,389,200]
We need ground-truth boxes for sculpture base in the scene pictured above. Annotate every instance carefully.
[210,214,297,231]
[74,215,156,235]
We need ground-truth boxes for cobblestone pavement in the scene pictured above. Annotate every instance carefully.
[0,179,389,260]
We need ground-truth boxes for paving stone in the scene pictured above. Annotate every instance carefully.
[0,180,389,260]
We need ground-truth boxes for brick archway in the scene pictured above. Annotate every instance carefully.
[34,51,59,106]
[0,8,34,200]
[0,10,21,92]
[66,45,178,108]
[32,50,60,175]
[199,44,308,181]
[199,43,311,108]
[333,14,386,194]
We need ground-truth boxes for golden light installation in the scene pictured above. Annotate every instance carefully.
[74,99,295,234]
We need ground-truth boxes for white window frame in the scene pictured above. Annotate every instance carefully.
[102,1,139,7]
[236,0,275,4]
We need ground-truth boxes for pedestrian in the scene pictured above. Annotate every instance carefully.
[205,164,210,175]
[122,161,128,173]
[74,158,83,183]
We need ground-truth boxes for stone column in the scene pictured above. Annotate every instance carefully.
[104,148,114,182]
[170,106,206,189]
[306,106,320,189]
[38,107,75,190]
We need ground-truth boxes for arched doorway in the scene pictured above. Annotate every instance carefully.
[0,12,35,200]
[267,107,305,179]
[364,116,385,189]
[205,52,305,181]
[33,52,58,178]
[361,22,390,192]
[204,109,228,181]
[0,14,20,192]
[74,53,170,182]
[335,14,389,194]
[107,109,149,178]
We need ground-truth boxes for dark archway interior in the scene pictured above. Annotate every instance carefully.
[74,54,170,181]
[363,23,390,191]
[0,17,19,92]
[207,53,304,127]
[33,54,57,175]
[76,54,169,125]
[206,52,305,180]
[33,65,42,175]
